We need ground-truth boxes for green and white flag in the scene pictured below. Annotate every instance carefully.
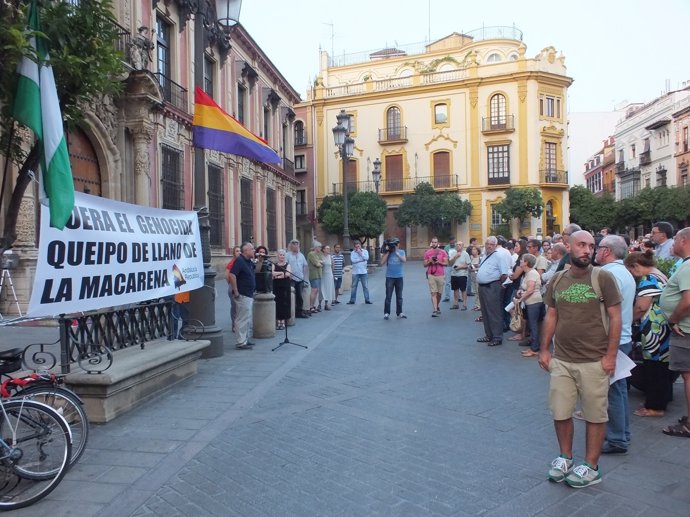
[13,0,74,230]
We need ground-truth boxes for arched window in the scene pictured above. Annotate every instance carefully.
[386,106,401,139]
[490,94,507,129]
[294,120,305,145]
[487,53,502,63]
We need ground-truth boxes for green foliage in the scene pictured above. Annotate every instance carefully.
[317,191,387,242]
[656,257,678,279]
[395,182,472,239]
[0,0,124,164]
[569,185,618,232]
[494,187,543,225]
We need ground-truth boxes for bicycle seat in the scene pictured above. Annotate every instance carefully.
[0,348,23,374]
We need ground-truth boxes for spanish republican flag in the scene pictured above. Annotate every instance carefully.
[192,87,281,165]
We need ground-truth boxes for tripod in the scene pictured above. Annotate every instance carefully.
[265,258,308,352]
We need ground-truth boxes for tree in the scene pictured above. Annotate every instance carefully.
[569,185,618,232]
[0,0,124,252]
[395,182,472,239]
[494,187,543,227]
[317,191,387,243]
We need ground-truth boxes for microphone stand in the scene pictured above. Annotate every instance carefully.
[263,257,307,352]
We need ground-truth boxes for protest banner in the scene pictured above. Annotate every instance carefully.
[27,192,203,317]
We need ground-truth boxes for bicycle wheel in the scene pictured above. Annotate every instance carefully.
[0,400,71,510]
[180,319,205,341]
[19,386,89,467]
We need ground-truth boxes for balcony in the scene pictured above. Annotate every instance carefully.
[541,169,568,184]
[296,201,308,216]
[281,157,294,175]
[378,126,408,144]
[331,174,459,194]
[295,132,306,146]
[481,115,515,133]
[155,73,188,112]
[112,21,132,68]
[639,151,651,166]
[615,161,625,174]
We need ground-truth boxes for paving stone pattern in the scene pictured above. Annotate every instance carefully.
[4,266,690,516]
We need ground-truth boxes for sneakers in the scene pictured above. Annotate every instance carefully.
[384,314,390,320]
[548,455,573,483]
[365,301,373,304]
[565,463,601,488]
[397,313,407,319]
[431,310,440,317]
[346,301,355,305]
[449,305,459,310]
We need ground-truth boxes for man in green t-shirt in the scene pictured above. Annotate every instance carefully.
[659,227,690,439]
[539,230,622,488]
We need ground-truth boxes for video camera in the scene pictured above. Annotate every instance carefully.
[381,237,400,254]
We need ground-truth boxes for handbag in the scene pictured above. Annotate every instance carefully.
[509,305,524,332]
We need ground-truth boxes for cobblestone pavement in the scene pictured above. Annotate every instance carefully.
[3,265,690,516]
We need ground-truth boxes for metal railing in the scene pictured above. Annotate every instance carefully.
[331,175,459,194]
[112,20,132,66]
[639,151,651,166]
[155,73,188,112]
[296,201,308,216]
[615,162,626,174]
[57,300,173,374]
[541,169,568,184]
[481,115,515,132]
[378,126,408,143]
[282,157,294,175]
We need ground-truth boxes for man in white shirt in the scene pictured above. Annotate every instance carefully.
[448,241,471,310]
[652,221,675,259]
[347,240,372,304]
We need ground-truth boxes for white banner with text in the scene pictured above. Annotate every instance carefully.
[28,192,203,317]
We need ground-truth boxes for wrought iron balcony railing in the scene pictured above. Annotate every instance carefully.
[481,115,515,132]
[282,157,294,175]
[541,169,568,184]
[331,174,459,194]
[112,20,132,67]
[615,161,626,174]
[296,201,308,216]
[639,151,651,166]
[155,73,188,112]
[378,126,408,143]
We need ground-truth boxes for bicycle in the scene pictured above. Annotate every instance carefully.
[0,348,89,468]
[170,301,206,341]
[0,398,72,510]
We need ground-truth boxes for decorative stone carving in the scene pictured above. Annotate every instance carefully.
[129,126,154,205]
[518,84,528,103]
[165,118,179,141]
[209,150,220,163]
[14,196,36,248]
[129,27,155,71]
[91,94,119,143]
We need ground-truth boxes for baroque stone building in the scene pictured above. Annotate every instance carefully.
[305,27,572,254]
[0,0,301,314]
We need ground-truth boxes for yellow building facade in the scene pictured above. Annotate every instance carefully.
[309,28,572,252]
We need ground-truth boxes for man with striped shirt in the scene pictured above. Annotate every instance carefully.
[331,244,344,304]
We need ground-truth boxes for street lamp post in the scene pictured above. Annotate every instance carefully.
[190,0,241,358]
[371,158,382,261]
[332,110,354,265]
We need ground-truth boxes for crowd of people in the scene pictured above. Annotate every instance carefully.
[222,222,690,489]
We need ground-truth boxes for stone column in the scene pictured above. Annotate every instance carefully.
[252,292,276,338]
[130,126,154,206]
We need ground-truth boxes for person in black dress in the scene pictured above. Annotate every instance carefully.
[272,249,292,329]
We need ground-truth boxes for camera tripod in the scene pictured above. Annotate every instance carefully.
[266,258,308,352]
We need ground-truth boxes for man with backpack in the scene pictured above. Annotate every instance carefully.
[539,230,623,488]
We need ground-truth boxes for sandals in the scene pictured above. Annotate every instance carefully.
[521,350,538,357]
[662,422,690,438]
[474,316,483,322]
[508,335,523,341]
[310,307,317,314]
[633,408,664,417]
[477,336,492,343]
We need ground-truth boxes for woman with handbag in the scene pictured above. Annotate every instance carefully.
[513,254,543,357]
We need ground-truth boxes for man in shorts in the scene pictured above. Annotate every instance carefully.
[539,230,623,488]
[423,237,448,317]
[448,241,471,310]
[660,227,690,438]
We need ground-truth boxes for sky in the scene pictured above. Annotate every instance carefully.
[239,0,690,113]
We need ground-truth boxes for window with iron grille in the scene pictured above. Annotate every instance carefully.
[240,177,253,242]
[237,84,246,125]
[284,195,294,243]
[294,121,305,145]
[487,144,510,184]
[161,144,183,209]
[156,17,171,101]
[204,55,214,96]
[208,164,224,247]
[490,94,507,127]
[266,188,277,251]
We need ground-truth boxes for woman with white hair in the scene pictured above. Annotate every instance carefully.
[320,245,336,310]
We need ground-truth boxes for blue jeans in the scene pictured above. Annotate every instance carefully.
[606,341,632,449]
[384,277,403,315]
[349,273,370,303]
